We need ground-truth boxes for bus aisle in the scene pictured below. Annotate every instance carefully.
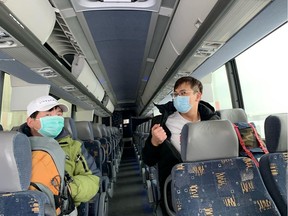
[109,146,153,216]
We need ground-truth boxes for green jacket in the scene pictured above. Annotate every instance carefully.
[57,135,100,206]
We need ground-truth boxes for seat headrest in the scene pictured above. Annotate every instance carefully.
[100,124,108,137]
[181,120,238,162]
[217,108,248,123]
[93,123,103,138]
[0,132,32,192]
[75,121,94,141]
[264,113,288,152]
[64,117,78,140]
[106,126,111,136]
[10,126,20,131]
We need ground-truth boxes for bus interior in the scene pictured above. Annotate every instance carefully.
[0,0,287,215]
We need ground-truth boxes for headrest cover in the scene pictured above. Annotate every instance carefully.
[100,124,108,137]
[64,117,78,140]
[75,121,94,141]
[93,123,103,138]
[218,108,248,123]
[181,120,238,162]
[0,132,32,192]
[265,113,288,152]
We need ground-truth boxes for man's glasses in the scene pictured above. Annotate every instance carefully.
[170,90,195,99]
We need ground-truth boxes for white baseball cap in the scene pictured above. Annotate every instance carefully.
[27,95,68,117]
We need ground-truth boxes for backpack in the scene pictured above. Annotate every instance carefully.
[233,122,269,166]
[28,137,75,215]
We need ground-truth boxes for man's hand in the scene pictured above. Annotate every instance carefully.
[151,124,167,147]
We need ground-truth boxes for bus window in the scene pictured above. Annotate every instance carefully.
[235,23,288,135]
[0,74,26,130]
[202,65,233,110]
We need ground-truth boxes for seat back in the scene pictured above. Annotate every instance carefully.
[217,108,248,123]
[264,113,287,153]
[64,117,78,140]
[180,120,239,161]
[74,121,110,215]
[75,121,103,173]
[166,120,280,216]
[10,126,20,131]
[0,131,54,215]
[65,118,102,176]
[259,113,287,216]
[92,123,103,139]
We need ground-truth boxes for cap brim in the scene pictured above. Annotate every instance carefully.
[37,104,69,112]
[59,104,69,112]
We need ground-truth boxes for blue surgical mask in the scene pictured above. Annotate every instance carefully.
[173,96,192,113]
[37,116,64,138]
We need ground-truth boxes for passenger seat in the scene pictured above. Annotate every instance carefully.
[74,120,109,216]
[217,108,248,123]
[259,113,287,216]
[164,120,281,215]
[0,131,55,216]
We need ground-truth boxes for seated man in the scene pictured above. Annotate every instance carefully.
[142,76,220,215]
[20,95,100,213]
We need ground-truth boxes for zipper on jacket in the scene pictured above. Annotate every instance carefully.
[75,154,88,172]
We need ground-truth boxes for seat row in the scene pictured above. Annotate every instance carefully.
[134,111,287,216]
[61,118,123,216]
[0,119,123,216]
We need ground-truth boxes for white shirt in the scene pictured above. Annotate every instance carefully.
[166,112,191,153]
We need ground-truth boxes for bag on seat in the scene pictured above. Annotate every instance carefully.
[28,137,75,215]
[233,122,268,166]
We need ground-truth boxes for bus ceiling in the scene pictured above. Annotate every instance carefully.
[0,0,286,117]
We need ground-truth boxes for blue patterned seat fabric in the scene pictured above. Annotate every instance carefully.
[0,190,51,216]
[166,120,281,216]
[172,158,280,215]
[259,113,288,216]
[260,153,287,216]
[0,131,54,216]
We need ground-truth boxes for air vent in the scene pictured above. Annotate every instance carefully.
[194,41,224,58]
[77,95,88,100]
[0,31,11,40]
[0,27,22,48]
[0,40,16,48]
[32,67,58,78]
[62,85,76,92]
